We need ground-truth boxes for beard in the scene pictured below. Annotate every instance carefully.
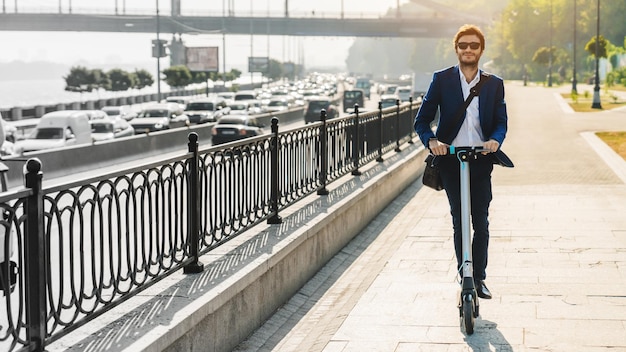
[458,52,482,68]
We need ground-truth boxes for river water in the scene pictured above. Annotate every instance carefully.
[0,76,268,111]
[0,78,172,110]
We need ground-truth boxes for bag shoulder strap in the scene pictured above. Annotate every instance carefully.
[451,72,490,128]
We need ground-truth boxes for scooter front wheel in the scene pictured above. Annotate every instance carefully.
[462,294,475,334]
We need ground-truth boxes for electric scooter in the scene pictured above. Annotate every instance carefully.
[450,146,488,335]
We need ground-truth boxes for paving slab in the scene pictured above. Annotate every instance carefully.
[233,82,626,352]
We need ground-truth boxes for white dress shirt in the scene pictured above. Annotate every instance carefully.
[451,69,485,147]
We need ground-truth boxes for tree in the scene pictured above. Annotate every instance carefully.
[585,35,608,59]
[133,69,154,90]
[162,65,193,88]
[492,0,626,82]
[107,68,135,92]
[223,68,242,83]
[90,68,110,91]
[263,59,283,81]
[64,66,95,92]
[532,47,554,66]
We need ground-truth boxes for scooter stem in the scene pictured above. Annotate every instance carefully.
[458,150,473,279]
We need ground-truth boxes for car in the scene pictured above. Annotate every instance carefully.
[216,92,236,105]
[211,115,265,145]
[164,96,192,110]
[354,77,371,99]
[184,97,230,124]
[265,98,290,113]
[227,101,252,116]
[384,84,398,95]
[130,103,189,133]
[82,110,109,120]
[0,140,16,156]
[342,89,365,112]
[396,86,412,102]
[304,97,338,123]
[1,117,18,143]
[380,94,400,109]
[233,90,257,101]
[101,105,137,121]
[241,99,264,115]
[89,118,135,141]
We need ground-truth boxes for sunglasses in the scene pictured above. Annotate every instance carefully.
[457,42,481,50]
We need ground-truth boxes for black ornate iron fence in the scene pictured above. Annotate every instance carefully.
[0,98,420,352]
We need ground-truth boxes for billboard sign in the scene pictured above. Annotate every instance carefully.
[186,46,219,72]
[248,57,270,73]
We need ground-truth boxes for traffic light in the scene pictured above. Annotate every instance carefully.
[151,39,168,58]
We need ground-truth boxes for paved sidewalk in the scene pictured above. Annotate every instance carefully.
[234,82,626,351]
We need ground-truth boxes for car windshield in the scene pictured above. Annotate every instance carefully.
[31,127,64,139]
[381,100,396,108]
[230,104,247,111]
[344,91,362,99]
[308,101,328,110]
[91,123,114,133]
[138,109,168,118]
[187,102,214,111]
[103,109,120,116]
[269,101,287,107]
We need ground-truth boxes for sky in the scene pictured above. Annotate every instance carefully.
[1,0,410,72]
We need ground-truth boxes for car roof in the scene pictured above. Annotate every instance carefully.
[306,95,331,102]
[41,110,89,119]
[217,116,253,124]
[189,97,224,103]
[166,96,192,101]
[143,103,181,110]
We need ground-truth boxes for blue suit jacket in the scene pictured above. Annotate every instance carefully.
[414,66,508,148]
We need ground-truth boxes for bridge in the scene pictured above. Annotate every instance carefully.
[0,0,488,38]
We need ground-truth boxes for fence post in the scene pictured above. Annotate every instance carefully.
[395,99,402,152]
[408,96,414,144]
[24,158,46,352]
[376,101,384,162]
[317,109,329,196]
[267,117,283,224]
[184,133,204,274]
[351,104,362,176]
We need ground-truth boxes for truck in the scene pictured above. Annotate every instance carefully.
[354,77,371,99]
[411,71,433,100]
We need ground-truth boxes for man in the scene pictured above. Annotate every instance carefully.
[414,24,508,299]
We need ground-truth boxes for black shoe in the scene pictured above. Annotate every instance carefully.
[474,280,492,299]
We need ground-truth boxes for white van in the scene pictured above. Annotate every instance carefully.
[14,110,92,153]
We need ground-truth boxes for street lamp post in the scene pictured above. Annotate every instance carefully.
[572,0,577,93]
[548,0,553,87]
[591,0,602,109]
[156,0,162,102]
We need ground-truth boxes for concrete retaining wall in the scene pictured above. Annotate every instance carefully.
[49,142,427,352]
[149,144,427,352]
[3,107,305,189]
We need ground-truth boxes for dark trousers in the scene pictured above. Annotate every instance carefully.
[437,156,493,280]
